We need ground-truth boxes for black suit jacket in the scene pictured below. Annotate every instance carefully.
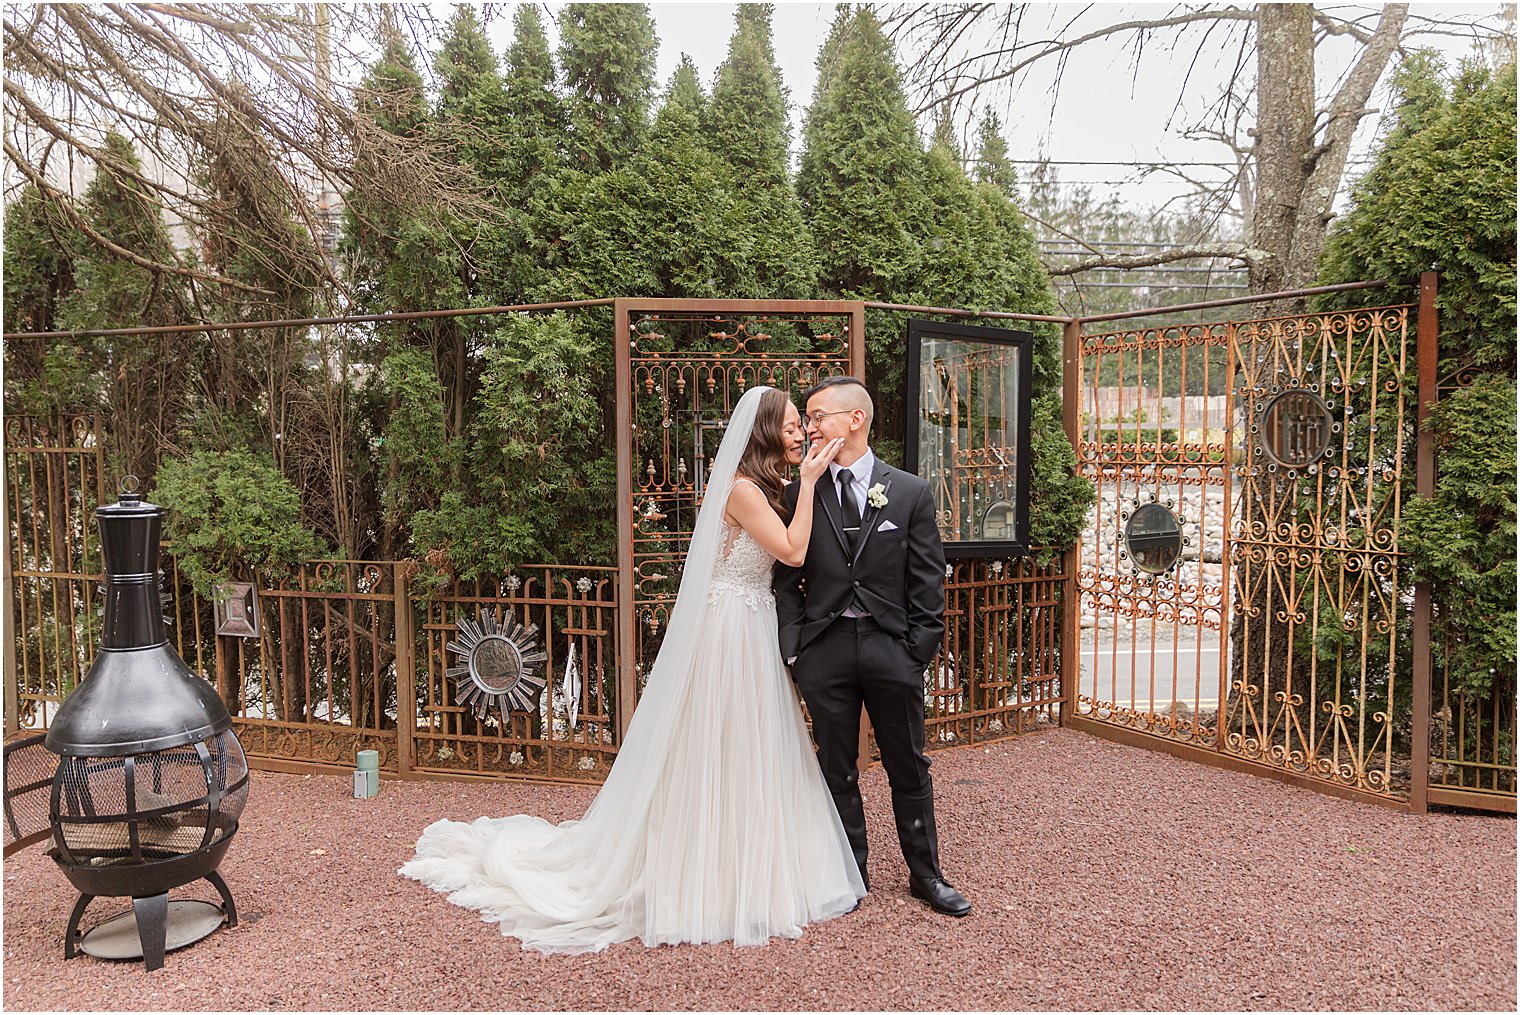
[774,459,947,667]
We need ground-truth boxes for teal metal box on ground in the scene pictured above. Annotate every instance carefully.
[353,750,380,798]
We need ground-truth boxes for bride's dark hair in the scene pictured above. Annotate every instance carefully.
[737,388,796,522]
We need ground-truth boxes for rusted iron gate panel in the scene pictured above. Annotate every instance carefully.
[410,567,621,784]
[926,558,1066,748]
[1421,277,1517,812]
[1068,294,1443,808]
[146,558,402,776]
[3,415,105,736]
[613,299,866,729]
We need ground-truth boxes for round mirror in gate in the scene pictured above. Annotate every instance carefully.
[447,611,548,720]
[1259,388,1334,467]
[1123,503,1184,574]
[980,499,1018,541]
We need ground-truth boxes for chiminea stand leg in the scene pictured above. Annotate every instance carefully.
[131,892,170,971]
[63,893,95,959]
[204,869,237,928]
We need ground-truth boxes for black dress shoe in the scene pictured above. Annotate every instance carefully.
[909,876,971,917]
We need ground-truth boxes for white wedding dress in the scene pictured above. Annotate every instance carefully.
[400,386,865,954]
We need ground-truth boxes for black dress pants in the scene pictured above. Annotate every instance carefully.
[791,615,942,883]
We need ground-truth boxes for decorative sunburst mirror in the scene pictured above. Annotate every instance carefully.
[446,611,548,720]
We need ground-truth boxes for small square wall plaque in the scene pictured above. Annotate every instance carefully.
[214,582,260,638]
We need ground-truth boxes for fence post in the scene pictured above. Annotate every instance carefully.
[2,446,17,738]
[1409,271,1439,814]
[614,300,637,742]
[393,561,416,779]
[1059,317,1083,725]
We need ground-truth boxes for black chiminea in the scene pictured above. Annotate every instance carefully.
[44,478,249,971]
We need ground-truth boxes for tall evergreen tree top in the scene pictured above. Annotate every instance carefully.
[434,6,500,118]
[708,4,790,182]
[812,5,855,102]
[84,134,175,256]
[975,109,1018,197]
[798,6,926,297]
[3,184,77,334]
[1320,53,1517,374]
[930,110,959,158]
[504,5,562,130]
[663,55,707,123]
[559,3,658,170]
[358,19,428,134]
[59,133,184,331]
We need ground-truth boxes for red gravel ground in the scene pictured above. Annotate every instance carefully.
[3,727,1514,1012]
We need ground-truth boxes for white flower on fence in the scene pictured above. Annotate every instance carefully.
[509,750,524,766]
[577,756,596,771]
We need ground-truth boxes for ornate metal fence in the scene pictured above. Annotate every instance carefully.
[1071,320,1231,751]
[613,299,865,732]
[411,567,621,784]
[923,557,1066,748]
[8,291,1510,809]
[1068,294,1451,808]
[3,415,104,733]
[1425,336,1517,812]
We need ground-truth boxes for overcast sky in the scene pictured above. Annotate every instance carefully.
[493,2,1510,213]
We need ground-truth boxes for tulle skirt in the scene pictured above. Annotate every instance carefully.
[399,588,865,954]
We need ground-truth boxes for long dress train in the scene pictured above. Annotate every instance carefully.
[400,481,865,954]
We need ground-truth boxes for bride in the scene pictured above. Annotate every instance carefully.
[400,385,865,954]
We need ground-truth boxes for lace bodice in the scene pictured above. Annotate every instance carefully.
[709,481,778,610]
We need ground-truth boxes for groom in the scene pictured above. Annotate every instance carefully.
[774,377,971,917]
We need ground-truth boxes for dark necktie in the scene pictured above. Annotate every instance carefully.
[838,467,862,552]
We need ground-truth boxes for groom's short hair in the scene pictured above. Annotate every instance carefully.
[803,376,873,425]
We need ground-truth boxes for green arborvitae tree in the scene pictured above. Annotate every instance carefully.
[708,4,787,182]
[343,19,451,316]
[706,3,819,298]
[798,7,936,457]
[799,7,927,304]
[2,185,87,413]
[799,9,1081,548]
[557,58,734,301]
[1319,54,1517,713]
[499,4,566,304]
[800,10,1062,436]
[546,1,659,293]
[435,5,500,124]
[341,22,468,563]
[559,2,658,173]
[55,133,190,484]
[412,312,614,574]
[974,109,1018,197]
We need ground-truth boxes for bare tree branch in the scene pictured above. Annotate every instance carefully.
[3,4,488,301]
[3,134,274,294]
[1045,242,1266,277]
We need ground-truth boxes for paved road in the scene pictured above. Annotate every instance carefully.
[1077,642,1225,709]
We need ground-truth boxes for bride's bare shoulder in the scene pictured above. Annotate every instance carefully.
[724,475,764,524]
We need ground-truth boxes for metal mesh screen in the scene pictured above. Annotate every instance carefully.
[3,734,56,853]
[52,730,249,861]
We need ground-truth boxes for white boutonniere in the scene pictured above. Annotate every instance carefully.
[866,483,888,509]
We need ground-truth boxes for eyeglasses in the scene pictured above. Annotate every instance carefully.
[804,409,855,426]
